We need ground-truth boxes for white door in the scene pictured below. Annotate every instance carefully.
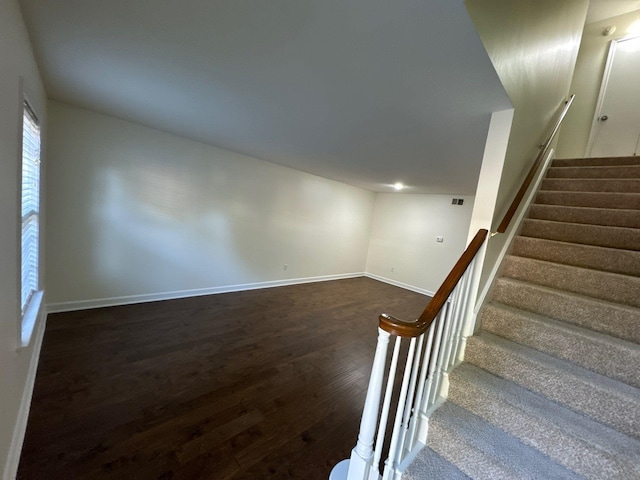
[589,35,640,157]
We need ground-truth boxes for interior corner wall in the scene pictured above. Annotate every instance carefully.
[0,0,48,477]
[365,193,475,295]
[45,101,376,310]
[465,0,589,294]
[556,9,640,159]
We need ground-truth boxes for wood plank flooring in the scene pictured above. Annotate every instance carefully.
[18,277,429,480]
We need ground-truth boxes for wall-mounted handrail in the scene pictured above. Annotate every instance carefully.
[495,94,575,234]
[378,228,488,338]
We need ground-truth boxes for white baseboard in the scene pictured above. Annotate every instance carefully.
[4,310,47,480]
[364,273,435,298]
[46,272,366,313]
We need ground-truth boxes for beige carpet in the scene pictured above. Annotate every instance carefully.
[404,156,640,479]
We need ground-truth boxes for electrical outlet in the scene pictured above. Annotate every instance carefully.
[391,267,395,272]
[283,264,288,271]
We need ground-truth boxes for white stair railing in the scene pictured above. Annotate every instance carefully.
[330,229,488,480]
[330,95,575,480]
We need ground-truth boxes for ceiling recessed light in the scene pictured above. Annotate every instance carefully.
[393,182,404,191]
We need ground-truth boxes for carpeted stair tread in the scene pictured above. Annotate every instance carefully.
[535,190,640,209]
[541,178,640,193]
[528,203,640,228]
[492,277,640,344]
[465,332,640,439]
[512,235,640,276]
[448,363,640,479]
[520,218,640,250]
[422,401,582,480]
[401,446,471,480]
[480,302,640,387]
[503,255,640,307]
[553,156,640,167]
[546,164,640,179]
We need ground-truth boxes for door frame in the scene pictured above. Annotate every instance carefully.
[586,33,640,157]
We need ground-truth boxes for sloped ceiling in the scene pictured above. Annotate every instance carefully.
[19,0,513,194]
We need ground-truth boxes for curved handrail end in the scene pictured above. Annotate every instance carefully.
[379,228,488,338]
[378,313,425,337]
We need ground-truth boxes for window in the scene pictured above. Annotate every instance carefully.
[20,100,42,344]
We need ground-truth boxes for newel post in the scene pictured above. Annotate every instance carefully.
[346,327,391,480]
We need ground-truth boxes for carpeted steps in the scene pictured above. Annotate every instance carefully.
[535,190,640,209]
[502,255,640,307]
[521,218,640,249]
[511,236,640,276]
[528,204,640,228]
[479,303,640,388]
[492,277,640,343]
[545,164,640,178]
[403,156,640,479]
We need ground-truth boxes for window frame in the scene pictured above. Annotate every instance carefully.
[19,96,43,348]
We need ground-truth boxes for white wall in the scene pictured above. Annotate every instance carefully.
[46,101,377,310]
[556,9,640,159]
[0,0,48,477]
[366,193,475,295]
[465,0,589,295]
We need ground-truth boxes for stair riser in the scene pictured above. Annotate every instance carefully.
[426,402,581,480]
[553,157,640,167]
[492,278,640,344]
[546,165,640,179]
[512,236,640,276]
[535,191,640,209]
[426,418,519,479]
[521,218,640,250]
[480,304,640,388]
[541,178,640,193]
[528,204,640,229]
[401,447,469,480]
[521,219,640,250]
[503,255,640,308]
[464,336,640,439]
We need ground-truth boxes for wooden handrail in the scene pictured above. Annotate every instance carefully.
[495,94,575,234]
[379,229,488,337]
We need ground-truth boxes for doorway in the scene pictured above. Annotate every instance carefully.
[587,34,640,157]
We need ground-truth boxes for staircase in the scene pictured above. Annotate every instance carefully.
[403,156,640,479]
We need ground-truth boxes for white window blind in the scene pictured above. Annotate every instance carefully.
[21,101,41,315]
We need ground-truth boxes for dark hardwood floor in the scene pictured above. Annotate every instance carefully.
[18,277,429,480]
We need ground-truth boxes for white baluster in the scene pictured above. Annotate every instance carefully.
[345,328,391,480]
[439,282,462,374]
[423,308,447,410]
[407,322,435,450]
[451,262,475,366]
[382,338,417,480]
[445,270,471,371]
[396,333,424,458]
[428,299,455,407]
[369,336,402,480]
[457,254,484,364]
